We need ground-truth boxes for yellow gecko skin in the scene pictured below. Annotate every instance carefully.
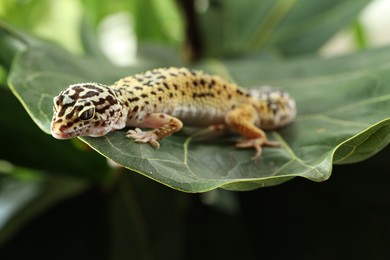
[51,67,296,158]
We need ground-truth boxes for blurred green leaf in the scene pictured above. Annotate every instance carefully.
[81,0,183,44]
[0,0,51,30]
[197,0,370,57]
[4,21,390,192]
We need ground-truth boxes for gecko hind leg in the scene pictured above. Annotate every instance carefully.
[225,104,279,159]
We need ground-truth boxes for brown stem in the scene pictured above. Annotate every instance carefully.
[175,0,203,62]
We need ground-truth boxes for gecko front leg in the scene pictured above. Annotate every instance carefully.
[225,104,279,159]
[126,113,183,149]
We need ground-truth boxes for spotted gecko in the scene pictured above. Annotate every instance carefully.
[51,67,296,158]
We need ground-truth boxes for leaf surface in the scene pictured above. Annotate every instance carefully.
[5,30,390,192]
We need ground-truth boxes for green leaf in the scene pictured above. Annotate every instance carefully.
[81,0,183,45]
[197,0,370,57]
[3,25,390,192]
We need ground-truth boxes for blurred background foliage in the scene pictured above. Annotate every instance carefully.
[0,0,390,259]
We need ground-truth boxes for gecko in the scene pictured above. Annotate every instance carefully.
[50,67,296,159]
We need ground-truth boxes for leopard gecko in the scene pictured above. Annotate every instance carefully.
[50,67,296,158]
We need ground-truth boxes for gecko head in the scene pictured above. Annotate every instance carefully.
[50,83,127,139]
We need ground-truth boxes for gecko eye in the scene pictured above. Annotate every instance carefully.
[78,107,95,121]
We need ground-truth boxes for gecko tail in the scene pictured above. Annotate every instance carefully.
[248,85,297,130]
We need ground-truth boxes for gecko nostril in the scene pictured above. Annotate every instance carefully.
[60,125,67,132]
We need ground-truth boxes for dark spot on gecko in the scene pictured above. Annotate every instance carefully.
[227,94,232,100]
[109,110,115,117]
[159,114,165,119]
[93,97,106,106]
[190,70,197,76]
[158,96,162,102]
[169,72,177,77]
[82,91,99,98]
[134,86,143,90]
[128,115,133,119]
[144,80,153,86]
[145,101,149,105]
[83,84,104,92]
[173,84,178,90]
[182,91,185,95]
[211,79,216,86]
[217,90,221,95]
[140,106,145,111]
[151,91,157,95]
[65,111,73,120]
[200,79,206,86]
[133,106,139,112]
[157,88,164,92]
[223,84,227,89]
[96,104,111,114]
[141,94,148,98]
[56,119,63,123]
[193,80,198,87]
[135,115,139,120]
[154,104,157,108]
[66,122,74,127]
[128,97,140,102]
[157,75,166,79]
[163,82,170,90]
[106,95,117,105]
[169,93,173,98]
[236,89,244,95]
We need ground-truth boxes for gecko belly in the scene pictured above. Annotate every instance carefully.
[171,106,227,126]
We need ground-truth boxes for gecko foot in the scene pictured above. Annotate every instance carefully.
[235,137,280,159]
[126,128,160,149]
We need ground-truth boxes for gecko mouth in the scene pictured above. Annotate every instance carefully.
[51,122,112,139]
[51,131,72,139]
[51,125,73,139]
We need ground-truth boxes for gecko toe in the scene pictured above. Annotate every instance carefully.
[126,128,159,149]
